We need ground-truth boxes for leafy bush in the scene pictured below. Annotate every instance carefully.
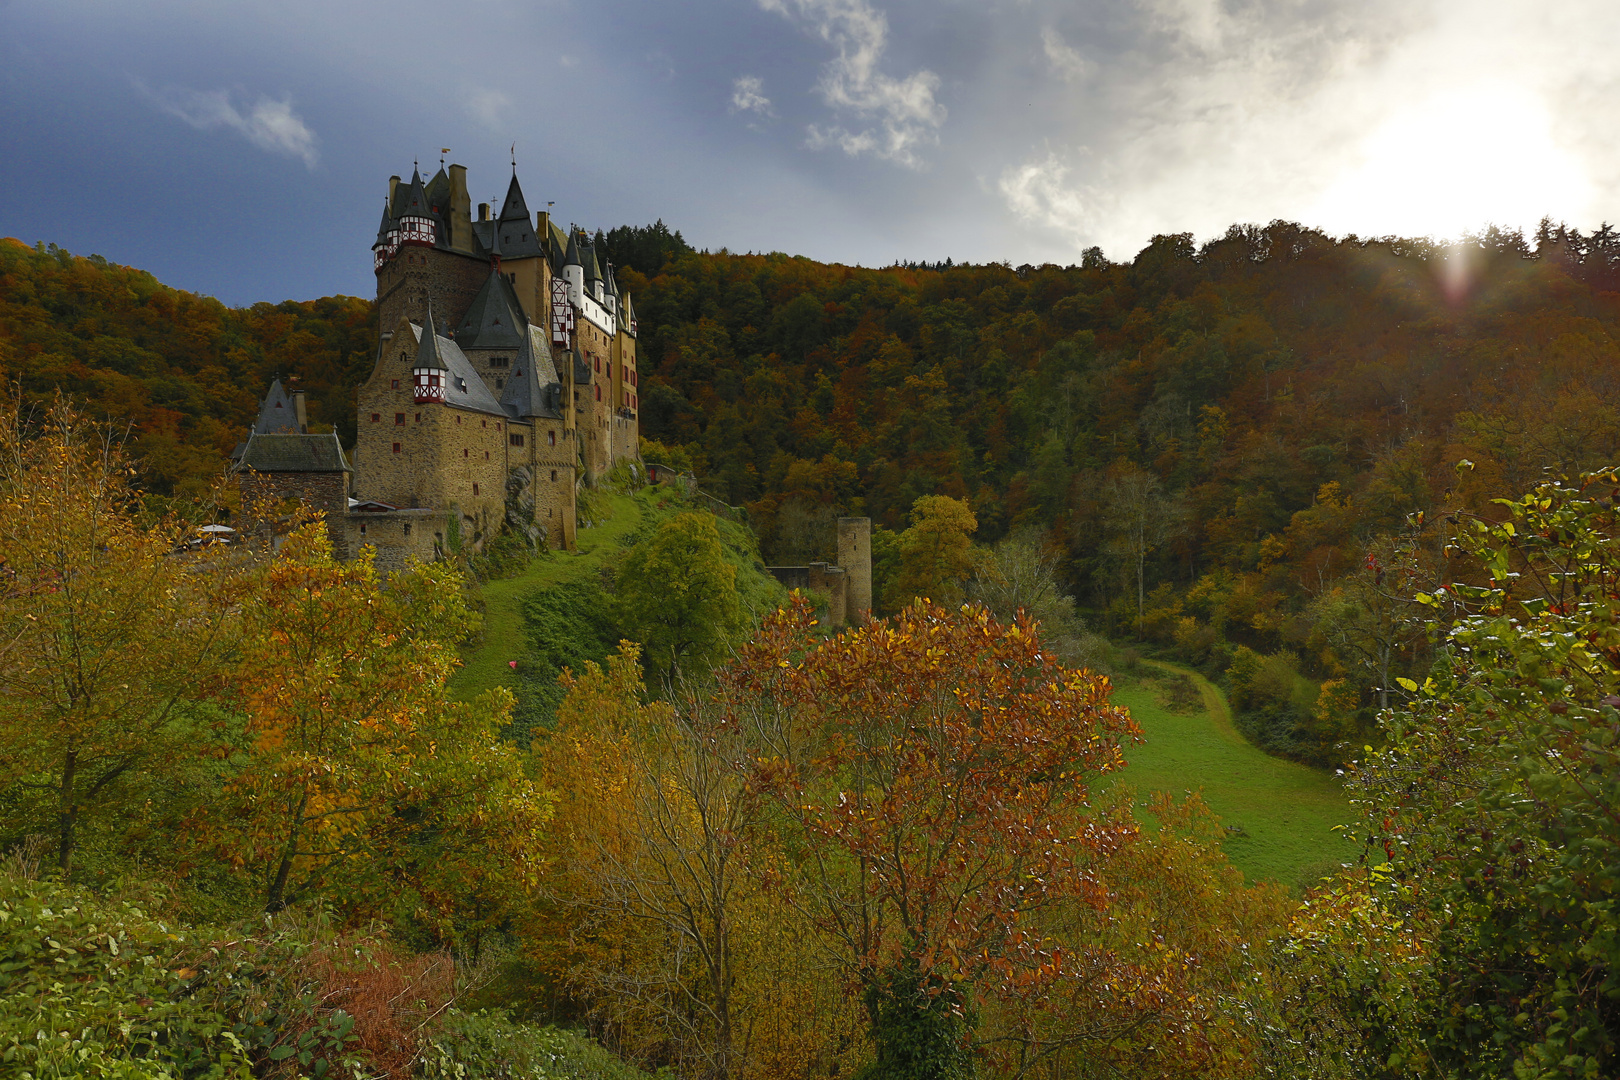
[420,1011,658,1080]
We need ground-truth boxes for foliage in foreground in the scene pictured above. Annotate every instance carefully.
[1270,472,1620,1078]
[0,867,651,1080]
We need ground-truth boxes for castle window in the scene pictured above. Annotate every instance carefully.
[496,422,501,431]
[496,379,504,390]
[391,379,399,389]
[456,415,462,424]
[484,451,490,460]
[548,430,556,446]
[594,356,600,373]
[463,449,468,457]
[595,385,601,402]
[360,523,367,535]
[509,433,524,447]
[370,413,380,422]
[414,413,420,422]
[403,522,411,536]
[550,470,557,482]
[481,420,487,428]
[473,483,480,496]
[392,442,401,453]
[395,413,405,425]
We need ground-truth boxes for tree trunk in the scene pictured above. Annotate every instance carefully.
[56,749,77,875]
[266,795,307,913]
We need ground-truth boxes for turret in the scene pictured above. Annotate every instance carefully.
[562,228,585,306]
[412,300,447,404]
[395,168,437,248]
[602,261,619,314]
[372,202,395,272]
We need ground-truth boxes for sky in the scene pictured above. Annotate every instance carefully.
[1,0,1616,306]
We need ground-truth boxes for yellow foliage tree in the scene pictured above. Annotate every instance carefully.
[220,523,547,918]
[893,494,978,605]
[0,394,250,874]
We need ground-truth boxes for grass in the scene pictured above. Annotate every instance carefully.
[1110,662,1358,892]
[451,489,649,702]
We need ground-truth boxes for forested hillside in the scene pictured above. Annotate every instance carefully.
[0,237,373,498]
[9,222,1620,760]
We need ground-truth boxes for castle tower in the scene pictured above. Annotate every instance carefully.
[837,518,873,622]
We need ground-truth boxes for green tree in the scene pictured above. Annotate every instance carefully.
[1317,472,1620,1077]
[893,495,978,606]
[616,512,745,682]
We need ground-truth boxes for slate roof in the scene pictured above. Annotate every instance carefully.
[394,168,430,218]
[456,267,528,350]
[253,379,301,434]
[238,432,351,473]
[415,301,448,371]
[562,228,582,269]
[375,202,393,246]
[405,322,508,417]
[582,237,602,286]
[603,262,619,297]
[499,324,565,420]
[570,346,592,384]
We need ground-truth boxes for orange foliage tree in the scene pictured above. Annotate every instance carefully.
[219,523,547,920]
[717,597,1145,1076]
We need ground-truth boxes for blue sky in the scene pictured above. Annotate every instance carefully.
[2,0,1616,306]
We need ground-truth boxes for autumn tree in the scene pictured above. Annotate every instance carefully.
[616,511,745,683]
[893,495,978,606]
[220,522,545,915]
[718,598,1143,1077]
[968,528,1089,662]
[1101,463,1183,636]
[535,644,761,1079]
[0,394,248,874]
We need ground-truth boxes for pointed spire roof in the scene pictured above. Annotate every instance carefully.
[455,267,528,350]
[415,301,448,370]
[603,262,619,297]
[374,202,393,246]
[253,378,300,434]
[425,168,451,211]
[405,323,506,416]
[563,228,582,268]
[395,167,430,218]
[582,235,601,286]
[500,325,565,419]
[494,174,542,256]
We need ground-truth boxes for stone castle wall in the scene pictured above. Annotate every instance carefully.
[375,247,489,334]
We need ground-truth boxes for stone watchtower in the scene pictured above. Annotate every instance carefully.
[233,378,353,549]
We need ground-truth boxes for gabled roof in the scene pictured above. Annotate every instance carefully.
[549,219,571,272]
[404,322,508,417]
[496,174,542,258]
[238,432,351,473]
[253,378,300,434]
[425,168,451,213]
[500,324,565,420]
[456,268,528,350]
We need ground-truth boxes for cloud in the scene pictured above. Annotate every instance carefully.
[465,88,511,131]
[1040,27,1090,82]
[759,0,945,167]
[999,152,1092,246]
[146,85,319,168]
[730,75,774,117]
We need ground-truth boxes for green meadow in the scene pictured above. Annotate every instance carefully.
[1110,664,1357,891]
[455,497,1354,892]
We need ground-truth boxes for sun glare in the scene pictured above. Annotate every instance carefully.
[1312,82,1592,242]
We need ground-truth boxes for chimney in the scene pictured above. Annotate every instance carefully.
[537,209,550,257]
[387,174,401,207]
[448,164,472,253]
[291,390,308,433]
[478,203,490,221]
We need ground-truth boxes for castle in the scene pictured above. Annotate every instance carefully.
[236,161,641,567]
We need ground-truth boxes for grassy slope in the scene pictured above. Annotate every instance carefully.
[452,490,648,702]
[1111,663,1357,891]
